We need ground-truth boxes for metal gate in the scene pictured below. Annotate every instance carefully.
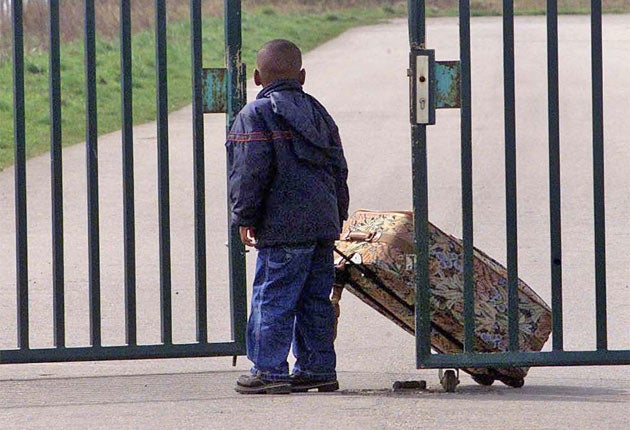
[409,0,630,368]
[0,0,247,364]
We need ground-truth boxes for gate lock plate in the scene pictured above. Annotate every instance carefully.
[409,49,461,125]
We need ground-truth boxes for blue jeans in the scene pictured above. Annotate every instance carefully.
[247,241,337,382]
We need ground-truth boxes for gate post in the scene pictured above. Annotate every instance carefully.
[407,0,432,367]
[224,0,248,349]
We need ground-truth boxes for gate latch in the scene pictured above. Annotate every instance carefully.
[409,49,461,125]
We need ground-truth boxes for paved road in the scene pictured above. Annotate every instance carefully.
[1,15,629,429]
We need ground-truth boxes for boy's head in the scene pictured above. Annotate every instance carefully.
[254,39,305,87]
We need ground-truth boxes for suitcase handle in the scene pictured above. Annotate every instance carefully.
[343,230,414,254]
[346,231,377,242]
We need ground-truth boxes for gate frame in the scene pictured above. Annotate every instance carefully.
[1,0,248,365]
[409,0,630,369]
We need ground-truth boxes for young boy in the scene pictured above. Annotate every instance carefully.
[226,39,349,394]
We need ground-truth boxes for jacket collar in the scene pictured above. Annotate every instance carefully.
[256,79,303,99]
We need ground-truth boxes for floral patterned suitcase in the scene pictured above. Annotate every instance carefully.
[333,210,552,387]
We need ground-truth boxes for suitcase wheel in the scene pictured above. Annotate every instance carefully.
[497,375,525,388]
[440,369,460,392]
[471,374,495,386]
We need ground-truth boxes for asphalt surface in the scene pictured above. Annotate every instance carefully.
[1,15,629,429]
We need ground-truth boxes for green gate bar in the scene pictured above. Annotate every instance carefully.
[50,0,66,350]
[408,0,432,367]
[85,0,102,348]
[12,0,29,352]
[547,0,564,352]
[120,0,138,347]
[155,0,173,346]
[225,0,248,349]
[591,0,607,352]
[190,0,209,345]
[458,0,474,353]
[503,0,520,353]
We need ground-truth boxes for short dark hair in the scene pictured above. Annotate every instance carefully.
[256,39,302,83]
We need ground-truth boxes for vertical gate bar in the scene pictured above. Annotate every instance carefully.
[547,0,563,351]
[85,0,101,347]
[412,124,431,365]
[12,0,29,350]
[155,0,173,345]
[407,0,431,365]
[121,0,137,346]
[407,0,425,47]
[190,0,208,344]
[591,0,607,350]
[225,0,244,129]
[503,0,519,352]
[459,0,475,352]
[225,0,248,346]
[50,0,65,348]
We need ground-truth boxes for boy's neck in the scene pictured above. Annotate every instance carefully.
[263,78,302,88]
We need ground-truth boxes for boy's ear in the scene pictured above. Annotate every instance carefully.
[298,69,306,85]
[254,69,263,86]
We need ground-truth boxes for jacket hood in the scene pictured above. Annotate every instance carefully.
[258,80,343,167]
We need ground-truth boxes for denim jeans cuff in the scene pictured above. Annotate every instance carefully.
[291,370,337,381]
[251,368,292,383]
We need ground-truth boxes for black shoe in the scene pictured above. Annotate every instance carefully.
[290,376,339,393]
[235,373,292,394]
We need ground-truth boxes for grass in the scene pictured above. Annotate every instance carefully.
[428,0,630,17]
[0,4,404,171]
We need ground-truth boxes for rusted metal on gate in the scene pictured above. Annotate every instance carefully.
[203,68,228,113]
[203,64,246,114]
[434,61,461,109]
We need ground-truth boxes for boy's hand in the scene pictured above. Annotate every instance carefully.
[239,226,257,247]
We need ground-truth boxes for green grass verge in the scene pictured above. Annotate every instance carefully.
[0,5,404,172]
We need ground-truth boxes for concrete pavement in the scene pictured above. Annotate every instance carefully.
[1,15,629,429]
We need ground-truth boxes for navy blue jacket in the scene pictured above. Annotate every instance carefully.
[226,79,349,248]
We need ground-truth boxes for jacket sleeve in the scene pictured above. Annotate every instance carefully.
[333,133,350,224]
[226,108,275,228]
